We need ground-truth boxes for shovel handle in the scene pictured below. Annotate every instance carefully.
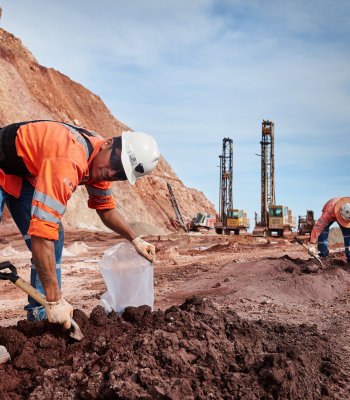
[1,262,84,340]
[295,237,324,267]
[15,278,47,306]
[295,237,309,251]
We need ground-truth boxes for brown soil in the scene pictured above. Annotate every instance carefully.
[1,228,350,399]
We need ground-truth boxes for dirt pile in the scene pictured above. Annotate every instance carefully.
[0,297,341,400]
[0,27,216,233]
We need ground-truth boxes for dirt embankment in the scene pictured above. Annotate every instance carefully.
[0,27,216,233]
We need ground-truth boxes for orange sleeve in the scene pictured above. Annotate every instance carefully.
[85,181,116,210]
[310,199,337,244]
[28,157,83,240]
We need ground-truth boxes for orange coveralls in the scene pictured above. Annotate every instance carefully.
[309,198,340,244]
[310,197,350,261]
[0,121,116,241]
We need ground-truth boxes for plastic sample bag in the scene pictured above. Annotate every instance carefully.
[99,241,154,313]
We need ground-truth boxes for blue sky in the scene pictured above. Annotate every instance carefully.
[1,0,349,225]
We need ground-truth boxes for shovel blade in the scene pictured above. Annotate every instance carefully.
[70,319,84,341]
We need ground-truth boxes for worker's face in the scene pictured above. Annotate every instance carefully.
[90,140,127,182]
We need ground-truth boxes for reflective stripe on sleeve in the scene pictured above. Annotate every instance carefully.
[31,205,61,224]
[86,185,113,197]
[33,191,66,215]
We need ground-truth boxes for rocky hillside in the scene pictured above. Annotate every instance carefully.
[0,28,216,235]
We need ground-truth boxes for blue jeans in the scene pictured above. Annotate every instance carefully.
[317,221,350,262]
[0,180,64,320]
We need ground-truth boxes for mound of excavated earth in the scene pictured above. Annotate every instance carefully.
[0,297,342,399]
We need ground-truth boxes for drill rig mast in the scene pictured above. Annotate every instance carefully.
[219,137,233,220]
[253,120,294,237]
[215,138,249,235]
[167,182,188,232]
[260,120,275,226]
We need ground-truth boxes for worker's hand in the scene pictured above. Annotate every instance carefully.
[132,237,156,262]
[45,297,73,329]
[308,245,317,257]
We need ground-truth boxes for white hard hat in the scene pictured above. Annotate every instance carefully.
[335,197,350,228]
[121,131,160,185]
[340,203,350,221]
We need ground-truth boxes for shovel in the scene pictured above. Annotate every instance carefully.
[0,261,83,341]
[294,237,324,267]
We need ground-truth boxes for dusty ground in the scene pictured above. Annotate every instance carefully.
[1,225,350,399]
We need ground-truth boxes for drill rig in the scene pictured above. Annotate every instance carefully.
[253,120,295,237]
[214,138,249,235]
[167,182,189,232]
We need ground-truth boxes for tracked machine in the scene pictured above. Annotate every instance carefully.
[191,212,216,232]
[214,138,250,235]
[253,120,295,237]
[297,210,315,236]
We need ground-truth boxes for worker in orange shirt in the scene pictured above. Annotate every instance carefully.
[309,197,350,263]
[0,120,160,329]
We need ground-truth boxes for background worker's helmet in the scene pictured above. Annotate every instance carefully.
[334,197,350,228]
[121,131,160,185]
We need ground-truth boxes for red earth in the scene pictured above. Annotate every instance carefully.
[1,226,350,399]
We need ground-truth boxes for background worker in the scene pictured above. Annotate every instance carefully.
[308,197,350,263]
[0,120,160,328]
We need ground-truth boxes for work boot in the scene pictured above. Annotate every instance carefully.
[0,345,11,364]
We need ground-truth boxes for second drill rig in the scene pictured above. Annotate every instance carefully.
[253,120,295,237]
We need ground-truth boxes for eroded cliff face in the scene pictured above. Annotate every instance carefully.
[0,28,216,234]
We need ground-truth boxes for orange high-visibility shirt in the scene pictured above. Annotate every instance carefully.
[310,197,340,244]
[0,121,116,240]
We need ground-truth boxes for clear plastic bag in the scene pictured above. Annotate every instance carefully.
[98,241,154,313]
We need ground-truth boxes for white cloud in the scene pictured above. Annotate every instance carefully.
[1,0,349,220]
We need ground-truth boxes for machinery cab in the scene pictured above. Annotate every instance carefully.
[223,208,249,234]
[268,205,295,236]
[297,210,315,235]
[192,212,216,231]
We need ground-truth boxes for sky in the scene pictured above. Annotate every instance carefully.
[1,0,349,227]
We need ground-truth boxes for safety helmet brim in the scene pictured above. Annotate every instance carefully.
[334,197,350,228]
[121,132,137,185]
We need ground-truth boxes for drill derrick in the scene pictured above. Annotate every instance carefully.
[260,120,275,226]
[219,137,233,222]
[167,182,188,232]
[215,138,249,235]
[254,120,295,237]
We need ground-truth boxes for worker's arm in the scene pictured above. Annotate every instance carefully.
[96,208,156,261]
[310,211,334,244]
[96,208,137,242]
[31,236,73,328]
[31,236,61,301]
